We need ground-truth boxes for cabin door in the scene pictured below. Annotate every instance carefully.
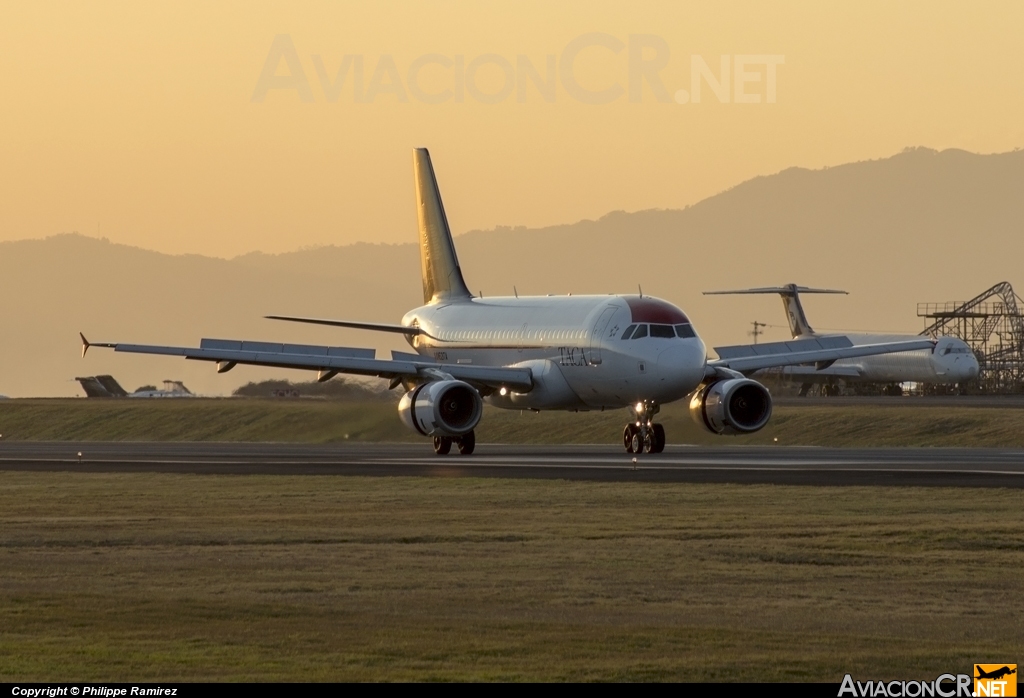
[589,307,616,365]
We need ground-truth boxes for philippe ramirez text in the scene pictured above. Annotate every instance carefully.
[11,690,178,698]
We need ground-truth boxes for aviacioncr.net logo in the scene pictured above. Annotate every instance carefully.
[974,664,1017,697]
[839,674,973,697]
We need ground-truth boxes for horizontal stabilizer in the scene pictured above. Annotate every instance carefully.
[265,315,430,337]
[704,285,847,296]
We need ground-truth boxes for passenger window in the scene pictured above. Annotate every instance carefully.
[650,324,675,339]
[632,324,648,339]
[675,324,696,339]
[621,324,637,340]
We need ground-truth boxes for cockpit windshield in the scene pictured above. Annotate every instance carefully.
[620,323,696,340]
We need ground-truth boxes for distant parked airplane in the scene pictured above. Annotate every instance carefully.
[76,375,129,398]
[76,375,194,398]
[704,284,978,394]
[80,149,933,454]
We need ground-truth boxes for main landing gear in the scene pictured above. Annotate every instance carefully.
[433,430,476,456]
[623,401,665,454]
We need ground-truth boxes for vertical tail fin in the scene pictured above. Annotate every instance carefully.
[413,148,472,304]
[703,284,848,338]
[95,375,129,397]
[776,284,817,337]
[76,374,129,397]
[76,376,112,398]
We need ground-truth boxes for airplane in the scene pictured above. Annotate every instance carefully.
[975,666,1016,681]
[79,149,935,455]
[76,375,195,398]
[76,374,130,398]
[704,284,979,395]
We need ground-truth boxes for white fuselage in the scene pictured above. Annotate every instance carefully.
[784,333,979,384]
[401,294,708,410]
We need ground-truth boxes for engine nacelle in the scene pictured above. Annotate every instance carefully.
[689,378,773,435]
[399,380,483,437]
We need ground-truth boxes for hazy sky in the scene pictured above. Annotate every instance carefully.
[2,1,1023,257]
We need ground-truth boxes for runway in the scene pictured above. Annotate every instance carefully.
[773,395,1024,408]
[1,441,1024,487]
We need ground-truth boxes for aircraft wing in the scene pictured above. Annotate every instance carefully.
[80,336,534,393]
[708,336,934,375]
[763,365,863,378]
[264,315,432,337]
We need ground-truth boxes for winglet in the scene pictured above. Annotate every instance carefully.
[80,333,116,357]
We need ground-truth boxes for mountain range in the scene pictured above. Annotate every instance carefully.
[3,146,1022,397]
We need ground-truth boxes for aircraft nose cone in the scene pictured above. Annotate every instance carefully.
[966,359,980,379]
[657,342,706,390]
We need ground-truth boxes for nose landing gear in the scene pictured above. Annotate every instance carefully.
[623,401,665,454]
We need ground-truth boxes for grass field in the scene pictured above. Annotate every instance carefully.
[1,397,1024,447]
[3,398,1021,681]
[6,395,1024,442]
[1,472,1022,681]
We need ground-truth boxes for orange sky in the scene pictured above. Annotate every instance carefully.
[2,1,1023,257]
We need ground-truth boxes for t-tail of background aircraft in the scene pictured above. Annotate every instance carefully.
[704,284,979,393]
[706,284,848,338]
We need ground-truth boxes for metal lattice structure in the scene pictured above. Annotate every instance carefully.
[918,281,1024,392]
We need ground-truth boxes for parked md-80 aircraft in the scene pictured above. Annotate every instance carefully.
[704,284,978,394]
[80,150,935,454]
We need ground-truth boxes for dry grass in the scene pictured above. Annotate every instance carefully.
[1,398,1024,447]
[1,472,1022,681]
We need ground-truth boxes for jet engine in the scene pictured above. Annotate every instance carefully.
[399,380,483,437]
[689,378,773,435]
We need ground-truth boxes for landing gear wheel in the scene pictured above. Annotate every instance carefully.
[623,424,639,453]
[457,430,476,455]
[642,430,655,454]
[652,424,666,453]
[433,436,452,455]
[630,431,644,454]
